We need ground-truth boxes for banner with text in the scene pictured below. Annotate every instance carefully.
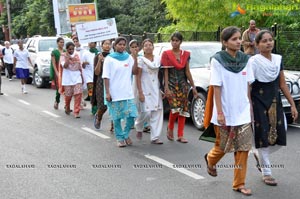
[68,3,97,23]
[76,18,118,43]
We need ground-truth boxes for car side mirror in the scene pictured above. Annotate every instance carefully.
[28,47,36,53]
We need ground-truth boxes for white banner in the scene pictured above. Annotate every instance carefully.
[76,18,118,43]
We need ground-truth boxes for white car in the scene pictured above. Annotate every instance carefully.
[25,36,72,88]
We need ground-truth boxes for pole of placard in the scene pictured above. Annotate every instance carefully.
[94,0,98,20]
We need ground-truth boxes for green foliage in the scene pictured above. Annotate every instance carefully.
[161,0,300,32]
[0,0,55,40]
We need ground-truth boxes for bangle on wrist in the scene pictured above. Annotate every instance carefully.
[218,111,223,115]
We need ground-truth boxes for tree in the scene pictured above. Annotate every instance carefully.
[161,0,300,32]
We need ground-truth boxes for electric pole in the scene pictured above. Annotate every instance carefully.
[6,0,12,41]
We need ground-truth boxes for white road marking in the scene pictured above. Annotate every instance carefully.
[288,124,300,128]
[145,154,205,180]
[82,127,110,139]
[18,99,30,105]
[42,111,60,118]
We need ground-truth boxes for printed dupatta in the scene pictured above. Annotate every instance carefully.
[161,50,190,70]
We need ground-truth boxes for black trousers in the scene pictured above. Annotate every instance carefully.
[5,63,14,79]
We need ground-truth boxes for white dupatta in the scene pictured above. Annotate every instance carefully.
[249,54,282,82]
[139,55,160,70]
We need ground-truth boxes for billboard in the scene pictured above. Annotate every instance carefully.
[68,3,97,23]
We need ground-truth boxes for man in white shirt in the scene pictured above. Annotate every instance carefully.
[82,42,98,114]
[2,41,14,80]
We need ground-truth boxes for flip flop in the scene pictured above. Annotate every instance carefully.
[263,176,278,186]
[151,139,163,145]
[177,137,188,143]
[234,187,252,196]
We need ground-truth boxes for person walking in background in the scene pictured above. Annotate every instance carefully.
[249,30,298,186]
[60,42,83,118]
[242,20,260,56]
[161,32,198,143]
[13,40,33,94]
[204,26,253,196]
[0,63,3,95]
[135,39,164,144]
[102,37,138,147]
[50,37,65,110]
[92,39,112,129]
[2,41,14,81]
[82,42,99,115]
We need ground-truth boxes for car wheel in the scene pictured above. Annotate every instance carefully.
[33,68,46,88]
[191,92,206,130]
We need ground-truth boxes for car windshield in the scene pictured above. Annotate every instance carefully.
[181,45,221,68]
[38,39,58,52]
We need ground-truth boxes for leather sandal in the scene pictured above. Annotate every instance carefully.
[204,153,217,177]
[234,187,252,196]
[166,127,174,141]
[263,175,278,186]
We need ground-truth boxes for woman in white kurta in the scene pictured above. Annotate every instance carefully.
[135,39,164,144]
[60,42,83,118]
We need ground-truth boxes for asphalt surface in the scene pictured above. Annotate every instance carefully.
[0,77,300,199]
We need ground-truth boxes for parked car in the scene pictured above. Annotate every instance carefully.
[25,35,72,88]
[281,71,300,123]
[155,42,300,130]
[154,42,221,130]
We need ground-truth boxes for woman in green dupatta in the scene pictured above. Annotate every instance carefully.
[50,37,65,110]
[204,26,253,196]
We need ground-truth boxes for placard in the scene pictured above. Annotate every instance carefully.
[76,18,118,43]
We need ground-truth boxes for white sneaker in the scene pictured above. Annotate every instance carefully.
[9,79,12,81]
[23,90,28,94]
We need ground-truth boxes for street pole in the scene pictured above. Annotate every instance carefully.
[6,0,12,41]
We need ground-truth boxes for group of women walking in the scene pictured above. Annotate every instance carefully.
[49,27,298,196]
[204,26,298,196]
[49,32,196,147]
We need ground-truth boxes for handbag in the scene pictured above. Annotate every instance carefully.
[199,123,216,143]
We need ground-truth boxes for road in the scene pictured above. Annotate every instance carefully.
[0,77,299,199]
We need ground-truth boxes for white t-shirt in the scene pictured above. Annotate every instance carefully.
[14,49,30,69]
[3,47,14,64]
[81,50,95,83]
[102,55,134,102]
[210,58,254,126]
